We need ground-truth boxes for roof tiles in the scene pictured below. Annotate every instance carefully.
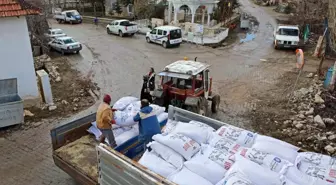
[0,0,40,18]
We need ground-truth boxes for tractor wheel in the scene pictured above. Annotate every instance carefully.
[211,94,220,113]
[187,97,208,116]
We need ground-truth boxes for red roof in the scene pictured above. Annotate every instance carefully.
[0,0,40,18]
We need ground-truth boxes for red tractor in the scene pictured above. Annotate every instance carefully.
[152,58,221,116]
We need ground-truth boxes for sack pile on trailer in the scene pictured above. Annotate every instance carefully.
[139,119,335,185]
[87,96,168,146]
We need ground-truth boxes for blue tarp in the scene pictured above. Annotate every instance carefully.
[240,33,256,43]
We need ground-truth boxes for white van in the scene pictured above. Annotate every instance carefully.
[146,26,182,48]
[273,25,300,49]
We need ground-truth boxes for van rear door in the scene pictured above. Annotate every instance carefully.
[168,29,182,44]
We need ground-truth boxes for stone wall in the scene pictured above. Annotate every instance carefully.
[329,0,336,52]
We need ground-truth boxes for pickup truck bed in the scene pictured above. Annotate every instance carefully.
[51,112,169,185]
[55,135,98,181]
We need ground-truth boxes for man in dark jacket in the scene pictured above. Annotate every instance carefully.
[147,67,156,95]
[133,99,161,147]
[140,68,156,103]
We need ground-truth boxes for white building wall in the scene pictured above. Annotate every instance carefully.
[0,16,39,99]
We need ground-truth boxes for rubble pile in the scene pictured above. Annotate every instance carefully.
[274,2,294,14]
[282,77,336,154]
[34,54,51,70]
[253,0,277,6]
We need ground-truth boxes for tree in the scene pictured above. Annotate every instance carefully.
[214,0,240,23]
[119,0,133,6]
[113,1,122,14]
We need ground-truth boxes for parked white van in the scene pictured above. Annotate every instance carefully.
[146,26,182,48]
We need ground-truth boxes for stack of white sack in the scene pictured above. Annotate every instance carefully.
[162,120,215,144]
[237,147,292,173]
[230,155,299,185]
[215,125,256,147]
[141,119,336,185]
[138,149,178,178]
[88,121,139,146]
[114,100,166,126]
[140,132,213,185]
[252,135,300,163]
[291,152,336,184]
[87,96,167,146]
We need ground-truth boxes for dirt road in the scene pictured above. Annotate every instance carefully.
[0,1,296,184]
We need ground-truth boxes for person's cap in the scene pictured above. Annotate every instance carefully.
[103,94,111,104]
[141,99,149,107]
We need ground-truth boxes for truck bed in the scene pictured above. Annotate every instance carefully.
[51,112,169,185]
[55,135,99,181]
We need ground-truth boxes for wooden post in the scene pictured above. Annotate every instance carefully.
[317,55,325,78]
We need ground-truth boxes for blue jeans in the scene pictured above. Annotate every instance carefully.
[100,129,116,147]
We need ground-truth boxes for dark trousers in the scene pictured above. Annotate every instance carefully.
[99,129,117,148]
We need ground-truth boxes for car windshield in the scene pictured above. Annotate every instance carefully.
[53,30,64,34]
[120,21,130,26]
[62,38,75,44]
[170,29,182,39]
[279,28,299,36]
[69,10,79,16]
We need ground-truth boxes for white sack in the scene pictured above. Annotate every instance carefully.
[147,141,185,169]
[216,164,254,185]
[298,165,336,184]
[168,167,213,185]
[201,145,235,170]
[234,155,286,185]
[115,128,139,146]
[209,134,243,154]
[114,111,137,126]
[238,148,292,173]
[112,126,132,137]
[296,152,336,169]
[88,125,101,140]
[162,119,179,134]
[124,100,141,114]
[172,122,214,144]
[157,112,168,123]
[255,135,299,151]
[188,120,215,132]
[216,125,256,147]
[138,150,177,178]
[285,166,334,185]
[184,153,228,184]
[252,140,299,163]
[149,104,165,115]
[152,133,200,160]
[113,96,139,110]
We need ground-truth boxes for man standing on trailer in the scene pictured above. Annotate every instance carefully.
[96,94,117,148]
[133,99,161,147]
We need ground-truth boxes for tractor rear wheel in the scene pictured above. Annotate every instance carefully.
[187,97,208,116]
[211,94,220,113]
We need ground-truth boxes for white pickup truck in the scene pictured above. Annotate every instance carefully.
[273,25,300,50]
[106,19,138,37]
[54,10,82,24]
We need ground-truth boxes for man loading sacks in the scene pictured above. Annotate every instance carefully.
[96,94,117,148]
[133,99,161,146]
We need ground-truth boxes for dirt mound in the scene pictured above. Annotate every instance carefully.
[25,57,97,123]
[247,70,336,155]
